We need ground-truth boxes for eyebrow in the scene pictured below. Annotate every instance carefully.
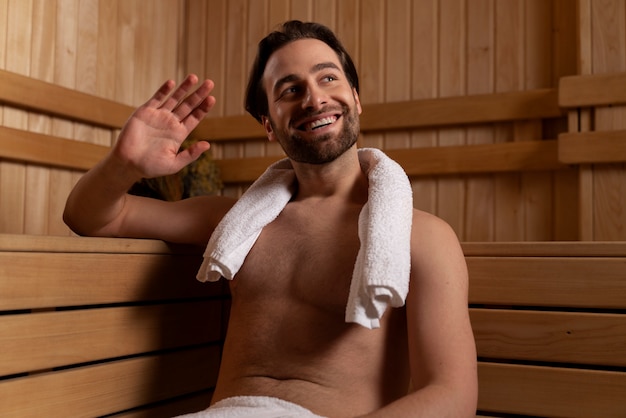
[272,61,341,94]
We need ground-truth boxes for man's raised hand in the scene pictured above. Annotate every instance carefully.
[113,74,216,180]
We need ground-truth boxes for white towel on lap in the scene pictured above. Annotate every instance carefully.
[175,395,326,417]
[197,148,413,329]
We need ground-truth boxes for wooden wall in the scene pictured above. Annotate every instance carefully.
[0,0,184,235]
[576,0,626,240]
[1,0,625,241]
[182,0,579,241]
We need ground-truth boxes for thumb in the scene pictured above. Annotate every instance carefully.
[176,140,211,168]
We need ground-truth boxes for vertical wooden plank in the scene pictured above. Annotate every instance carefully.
[205,0,227,119]
[521,0,554,240]
[359,0,385,150]
[0,0,7,70]
[494,0,524,240]
[224,0,247,118]
[48,0,79,236]
[410,0,438,215]
[131,0,152,104]
[553,0,580,240]
[244,0,269,160]
[115,0,136,106]
[589,0,626,240]
[203,0,227,172]
[97,0,117,102]
[25,0,56,235]
[465,0,495,241]
[0,0,6,139]
[0,0,33,234]
[185,0,208,77]
[437,0,466,236]
[59,0,101,237]
[312,0,336,29]
[290,0,312,21]
[221,0,247,197]
[575,0,594,239]
[336,0,359,64]
[268,0,289,28]
[383,0,411,156]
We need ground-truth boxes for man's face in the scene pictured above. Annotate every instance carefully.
[261,39,362,165]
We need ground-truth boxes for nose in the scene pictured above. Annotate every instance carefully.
[302,83,327,110]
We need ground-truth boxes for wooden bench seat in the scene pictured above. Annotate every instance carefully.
[1,236,624,417]
[0,234,224,417]
[466,242,626,417]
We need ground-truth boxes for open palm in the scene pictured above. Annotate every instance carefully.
[113,75,216,179]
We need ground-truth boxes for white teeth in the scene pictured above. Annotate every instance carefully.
[306,116,336,131]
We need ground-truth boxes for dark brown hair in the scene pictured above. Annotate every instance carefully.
[244,20,359,123]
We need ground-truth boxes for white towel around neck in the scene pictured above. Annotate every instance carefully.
[197,148,413,329]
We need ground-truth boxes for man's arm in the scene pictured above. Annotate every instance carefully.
[64,75,232,245]
[362,210,478,417]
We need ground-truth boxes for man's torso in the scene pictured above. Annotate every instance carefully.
[210,197,410,416]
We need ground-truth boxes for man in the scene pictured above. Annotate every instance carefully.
[64,21,477,417]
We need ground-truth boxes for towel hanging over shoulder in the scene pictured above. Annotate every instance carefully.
[197,148,413,329]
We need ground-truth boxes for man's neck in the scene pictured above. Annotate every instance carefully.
[290,148,368,204]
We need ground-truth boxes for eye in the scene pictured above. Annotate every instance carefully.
[279,85,300,99]
[322,75,337,83]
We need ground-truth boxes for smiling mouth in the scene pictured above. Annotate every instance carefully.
[297,115,339,132]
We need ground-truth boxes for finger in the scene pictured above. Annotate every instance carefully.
[144,79,176,108]
[172,79,214,121]
[175,141,211,168]
[158,74,199,111]
[180,96,216,131]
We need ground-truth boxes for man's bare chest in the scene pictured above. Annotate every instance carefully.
[232,204,362,312]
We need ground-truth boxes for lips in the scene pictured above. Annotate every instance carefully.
[296,114,340,132]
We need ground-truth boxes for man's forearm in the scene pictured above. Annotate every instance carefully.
[357,383,477,418]
[63,156,141,236]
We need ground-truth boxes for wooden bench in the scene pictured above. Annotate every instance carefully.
[467,241,626,417]
[0,234,225,417]
[1,236,624,417]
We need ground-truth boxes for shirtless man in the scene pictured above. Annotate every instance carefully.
[64,21,477,417]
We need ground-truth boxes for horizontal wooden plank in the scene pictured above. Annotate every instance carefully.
[0,125,109,170]
[196,89,562,141]
[477,362,626,417]
[0,69,134,128]
[194,114,265,141]
[387,140,563,176]
[462,241,626,257]
[559,72,626,107]
[215,155,280,183]
[0,301,222,377]
[361,89,563,132]
[471,308,626,366]
[467,256,626,309]
[0,69,561,141]
[215,140,564,184]
[558,130,626,164]
[0,234,202,255]
[0,346,220,418]
[0,252,217,310]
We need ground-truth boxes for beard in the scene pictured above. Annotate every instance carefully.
[269,104,360,165]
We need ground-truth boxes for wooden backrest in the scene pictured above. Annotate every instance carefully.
[0,234,227,418]
[0,68,565,184]
[465,242,626,418]
[1,237,625,417]
[558,72,626,164]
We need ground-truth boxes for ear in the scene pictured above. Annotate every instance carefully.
[353,88,362,115]
[261,116,276,142]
